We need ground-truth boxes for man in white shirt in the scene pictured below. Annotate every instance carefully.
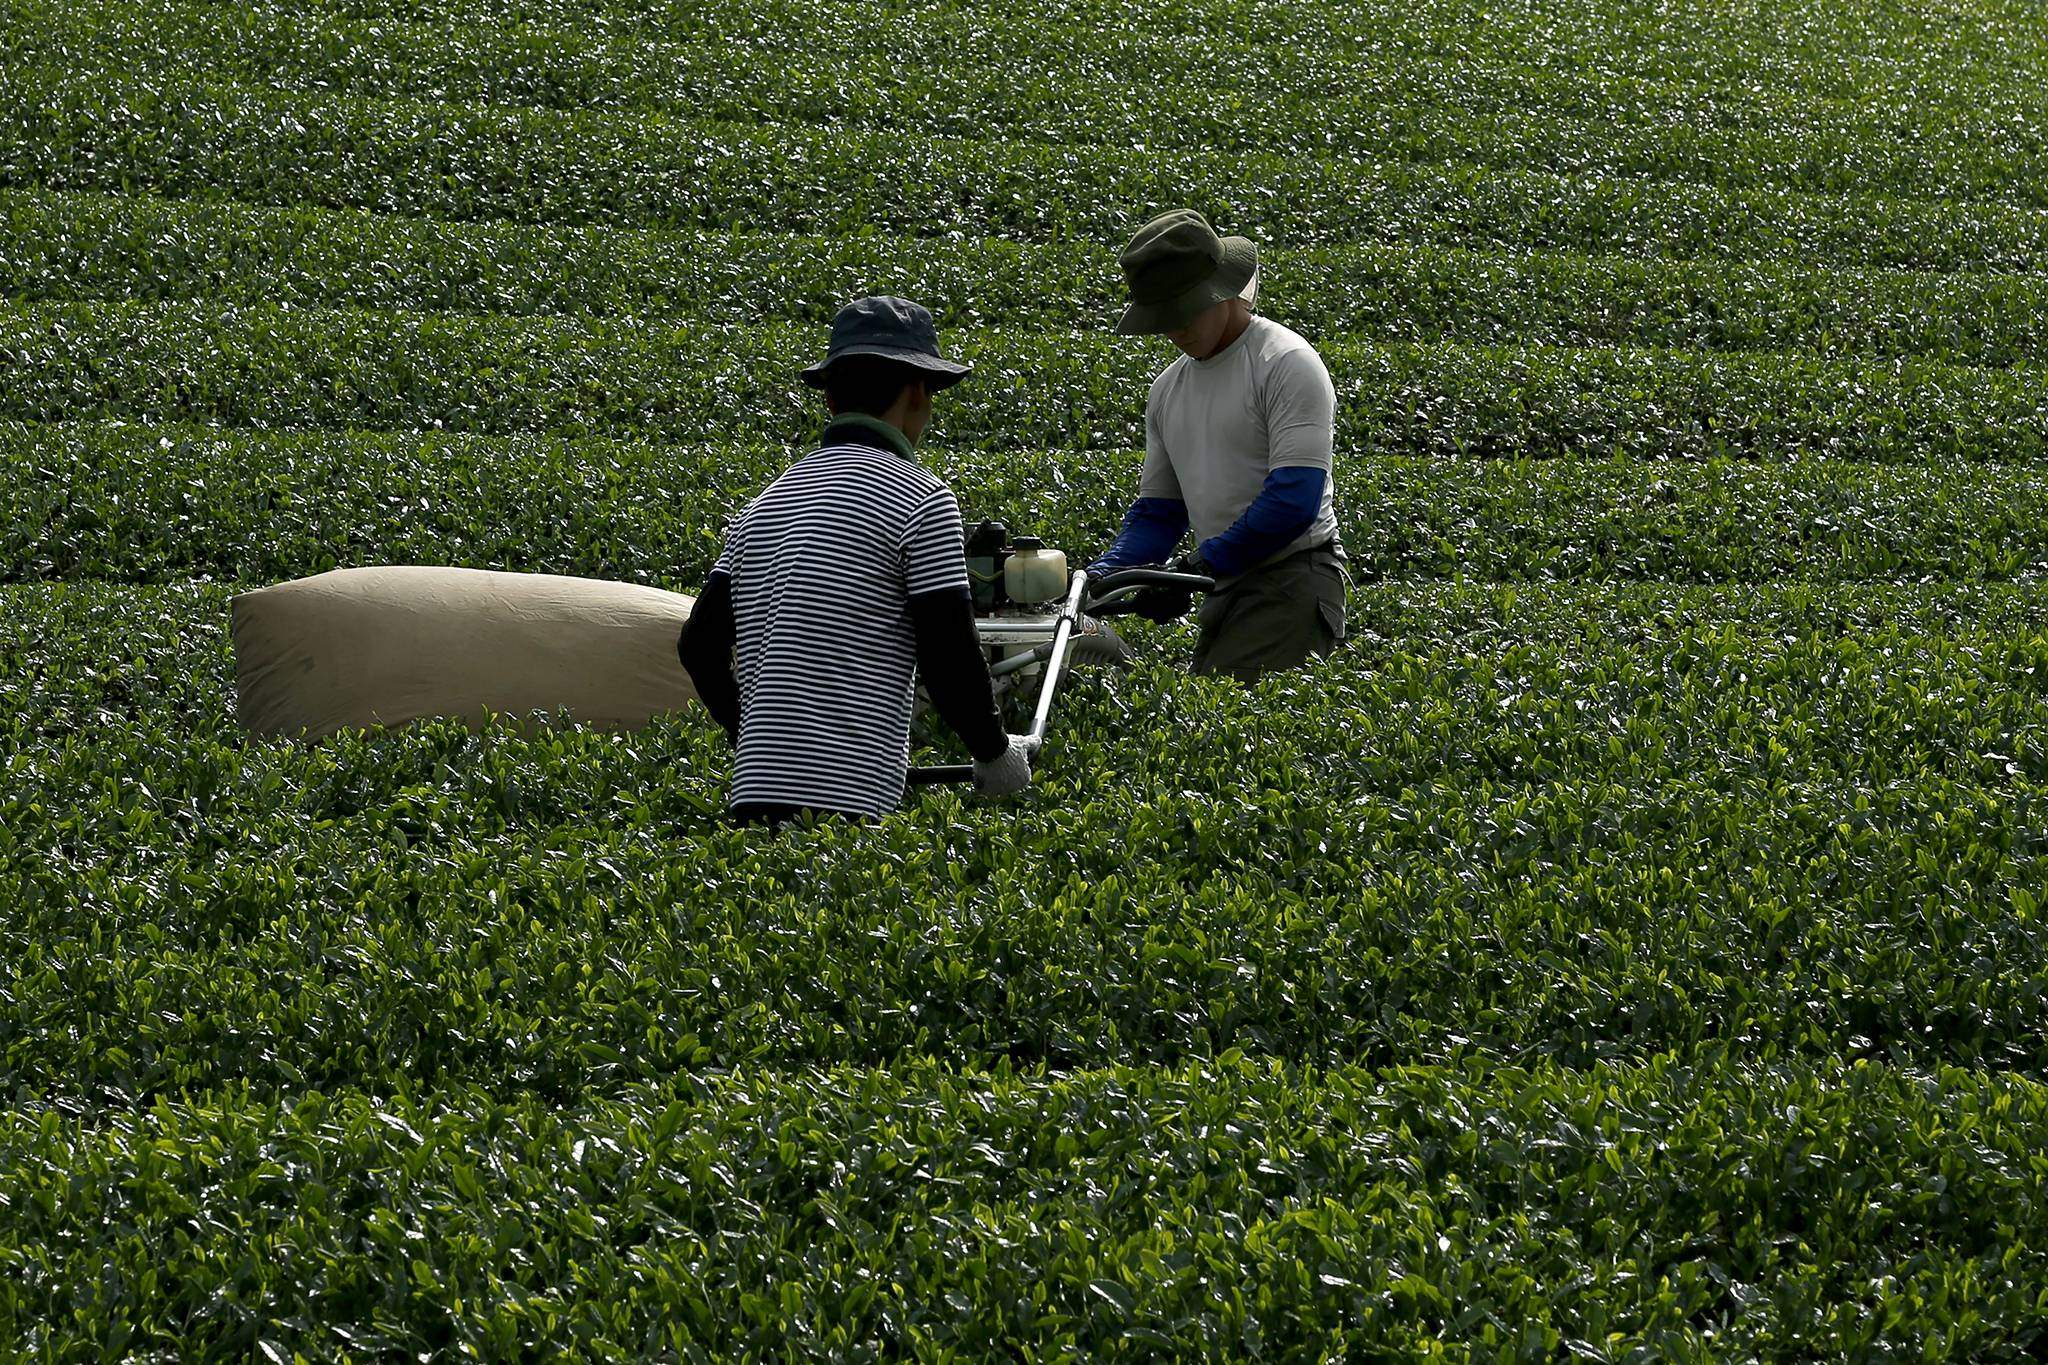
[1088,209,1345,682]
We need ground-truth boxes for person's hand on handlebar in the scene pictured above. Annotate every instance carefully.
[972,734,1033,797]
[1130,552,1213,622]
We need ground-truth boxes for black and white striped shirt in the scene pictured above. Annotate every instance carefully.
[704,420,976,816]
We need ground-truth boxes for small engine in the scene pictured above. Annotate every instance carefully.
[964,520,1069,615]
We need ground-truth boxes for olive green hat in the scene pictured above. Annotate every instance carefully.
[1115,208,1259,335]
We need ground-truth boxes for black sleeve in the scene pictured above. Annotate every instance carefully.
[909,586,1007,763]
[677,570,740,743]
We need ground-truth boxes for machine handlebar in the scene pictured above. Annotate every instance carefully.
[1081,566,1218,616]
[908,568,1215,787]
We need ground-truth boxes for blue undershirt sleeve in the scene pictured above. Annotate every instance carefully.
[1088,497,1190,574]
[1197,467,1325,579]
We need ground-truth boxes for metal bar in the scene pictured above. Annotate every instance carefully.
[1083,567,1216,617]
[988,640,1055,678]
[1084,567,1214,600]
[1025,571,1089,750]
[908,573,1088,786]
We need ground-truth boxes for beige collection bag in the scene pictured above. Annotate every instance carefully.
[232,566,699,738]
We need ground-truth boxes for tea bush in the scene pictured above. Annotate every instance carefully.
[12,68,2048,269]
[7,422,2048,585]
[13,0,2048,204]
[3,1058,2043,1359]
[14,190,2048,365]
[6,300,2047,458]
[5,0,2048,1355]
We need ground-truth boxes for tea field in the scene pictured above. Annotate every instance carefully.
[5,0,2048,1357]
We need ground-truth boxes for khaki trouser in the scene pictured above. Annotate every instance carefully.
[1191,544,1347,683]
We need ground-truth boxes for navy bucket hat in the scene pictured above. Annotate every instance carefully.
[799,296,973,390]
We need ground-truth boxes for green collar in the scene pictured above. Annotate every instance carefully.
[823,413,916,461]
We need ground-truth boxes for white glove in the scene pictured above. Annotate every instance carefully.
[972,734,1033,798]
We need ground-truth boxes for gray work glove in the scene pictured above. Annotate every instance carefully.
[972,734,1033,798]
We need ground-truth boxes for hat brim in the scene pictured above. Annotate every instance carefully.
[800,346,973,390]
[1116,236,1259,336]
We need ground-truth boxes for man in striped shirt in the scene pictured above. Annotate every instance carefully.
[678,297,1033,822]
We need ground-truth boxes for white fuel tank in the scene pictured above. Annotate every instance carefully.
[1003,539,1068,604]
